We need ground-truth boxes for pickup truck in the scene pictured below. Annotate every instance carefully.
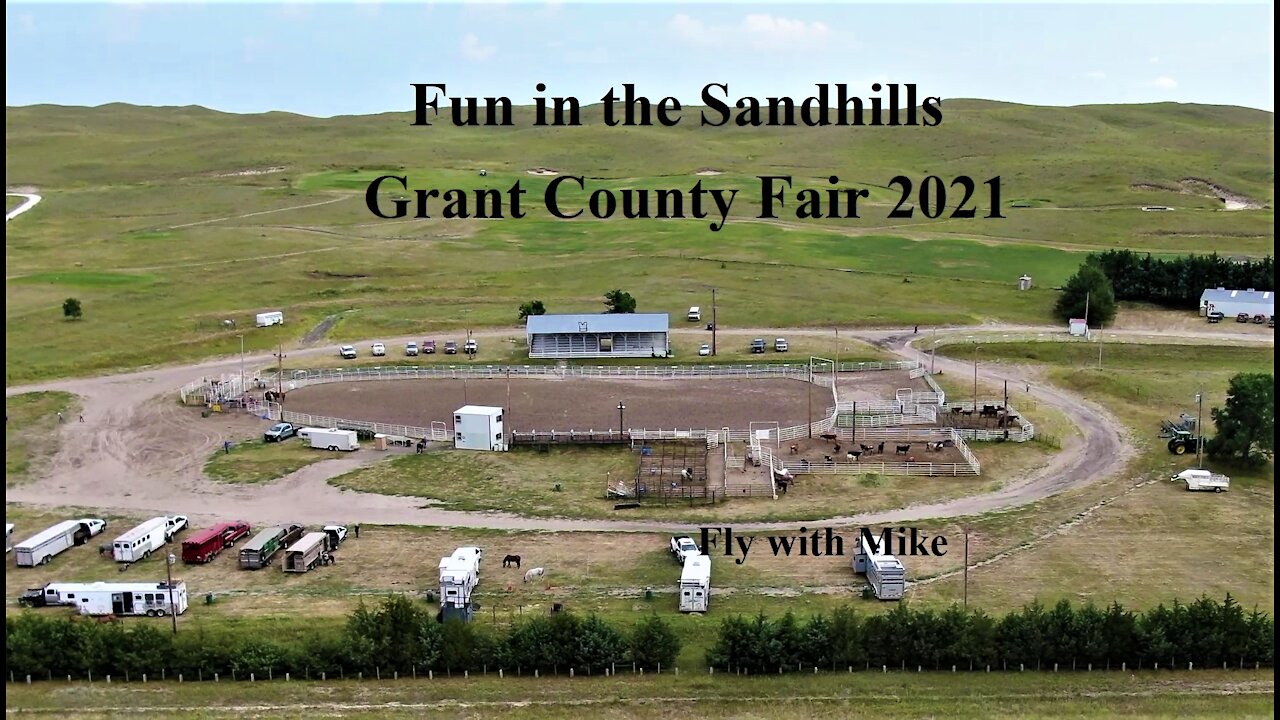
[670,536,700,563]
[750,338,766,354]
[263,422,297,442]
[405,342,419,356]
[339,345,357,359]
[423,340,437,354]
[464,339,478,355]
[444,341,458,355]
[165,515,189,541]
[774,338,789,352]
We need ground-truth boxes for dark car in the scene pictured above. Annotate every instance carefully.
[1236,313,1250,323]
[444,341,458,354]
[423,339,437,354]
[750,338,766,353]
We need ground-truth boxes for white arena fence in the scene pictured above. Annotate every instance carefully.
[278,409,449,442]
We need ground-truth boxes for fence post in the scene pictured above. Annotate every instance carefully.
[287,673,291,682]
[214,673,218,682]
[143,674,147,683]
[250,673,255,683]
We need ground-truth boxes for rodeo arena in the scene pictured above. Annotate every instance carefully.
[179,324,1035,510]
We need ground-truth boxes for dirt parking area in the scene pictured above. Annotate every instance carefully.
[833,370,933,406]
[285,377,829,432]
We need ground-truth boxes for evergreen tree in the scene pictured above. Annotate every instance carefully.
[1206,373,1275,466]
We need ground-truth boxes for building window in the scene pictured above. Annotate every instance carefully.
[495,414,502,423]
[495,433,502,440]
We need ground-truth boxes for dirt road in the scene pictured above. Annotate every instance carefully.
[3,323,1270,532]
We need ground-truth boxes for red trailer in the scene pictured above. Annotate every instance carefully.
[181,521,251,564]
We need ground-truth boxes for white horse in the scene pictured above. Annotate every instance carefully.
[523,567,545,583]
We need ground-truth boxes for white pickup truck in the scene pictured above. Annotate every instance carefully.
[1172,469,1230,493]
[670,536,700,563]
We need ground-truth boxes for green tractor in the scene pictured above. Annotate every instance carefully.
[1159,414,1201,455]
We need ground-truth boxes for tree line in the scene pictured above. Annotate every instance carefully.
[708,596,1273,672]
[5,595,680,680]
[1055,251,1275,324]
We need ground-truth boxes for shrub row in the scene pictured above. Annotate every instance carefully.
[708,596,1273,672]
[5,595,681,679]
[1086,250,1274,309]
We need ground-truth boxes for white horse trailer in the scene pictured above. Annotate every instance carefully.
[679,555,711,612]
[255,311,284,327]
[112,517,170,563]
[5,523,12,553]
[62,581,189,617]
[14,519,107,567]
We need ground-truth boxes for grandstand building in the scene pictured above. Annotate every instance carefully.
[526,313,670,359]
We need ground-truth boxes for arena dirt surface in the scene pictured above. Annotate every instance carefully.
[2,324,1271,532]
[286,377,827,432]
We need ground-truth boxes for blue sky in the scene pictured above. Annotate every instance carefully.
[5,2,1274,115]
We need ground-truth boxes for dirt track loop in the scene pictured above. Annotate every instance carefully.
[4,324,1270,532]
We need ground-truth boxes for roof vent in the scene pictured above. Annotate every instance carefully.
[1246,288,1255,292]
[1217,286,1226,291]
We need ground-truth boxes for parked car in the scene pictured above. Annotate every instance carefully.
[371,342,387,356]
[1207,311,1224,324]
[1236,313,1250,323]
[1270,316,1275,328]
[464,339,478,355]
[1253,314,1267,324]
[339,345,357,359]
[423,339,437,354]
[444,341,458,354]
[750,338,766,353]
[165,515,189,541]
[263,423,296,442]
[774,338,789,352]
[405,342,419,356]
[699,344,711,356]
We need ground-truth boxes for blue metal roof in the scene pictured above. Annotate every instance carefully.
[1200,289,1274,306]
[526,313,670,335]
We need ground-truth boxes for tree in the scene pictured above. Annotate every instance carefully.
[517,300,546,320]
[1054,263,1116,326]
[603,289,636,314]
[63,297,83,320]
[629,614,681,669]
[1206,373,1275,466]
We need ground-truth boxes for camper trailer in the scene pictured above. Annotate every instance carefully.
[239,524,303,569]
[305,428,360,452]
[438,546,482,619]
[255,311,284,327]
[282,532,328,573]
[678,555,712,612]
[112,517,171,563]
[49,581,188,617]
[14,519,107,567]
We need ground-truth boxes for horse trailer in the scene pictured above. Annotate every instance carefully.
[439,546,482,618]
[679,555,712,613]
[181,521,252,564]
[853,536,906,601]
[5,523,12,553]
[14,519,107,567]
[112,517,171,563]
[54,581,189,617]
[282,532,328,573]
[239,523,303,569]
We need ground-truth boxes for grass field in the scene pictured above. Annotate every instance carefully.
[5,391,78,486]
[5,101,1273,384]
[204,437,328,484]
[2,671,1272,719]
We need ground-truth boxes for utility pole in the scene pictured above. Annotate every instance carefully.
[835,327,840,372]
[963,526,970,609]
[930,327,937,374]
[166,553,178,634]
[273,344,285,398]
[1003,379,1008,411]
[807,357,813,439]
[852,400,858,447]
[711,288,717,356]
[1196,391,1204,469]
[617,401,626,435]
[238,334,246,394]
[1098,333,1103,369]
[973,345,980,411]
[1084,291,1090,331]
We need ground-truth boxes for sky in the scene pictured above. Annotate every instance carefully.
[4,1,1274,116]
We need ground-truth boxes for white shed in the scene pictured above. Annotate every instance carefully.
[1068,319,1089,337]
[453,405,507,451]
[1018,275,1032,291]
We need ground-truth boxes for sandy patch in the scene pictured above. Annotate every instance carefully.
[526,168,559,177]
[695,168,723,176]
[216,166,286,177]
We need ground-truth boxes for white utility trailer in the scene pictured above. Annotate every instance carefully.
[255,311,284,327]
[14,519,107,567]
[305,427,360,452]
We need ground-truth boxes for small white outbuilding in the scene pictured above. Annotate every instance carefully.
[453,405,507,451]
[1068,318,1089,337]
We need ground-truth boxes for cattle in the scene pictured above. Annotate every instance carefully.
[895,444,911,455]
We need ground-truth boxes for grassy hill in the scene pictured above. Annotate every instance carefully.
[4,100,1274,383]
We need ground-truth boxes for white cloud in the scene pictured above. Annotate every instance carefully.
[1151,76,1178,90]
[1149,56,1160,64]
[670,13,832,50]
[460,33,495,62]
[1083,70,1107,80]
